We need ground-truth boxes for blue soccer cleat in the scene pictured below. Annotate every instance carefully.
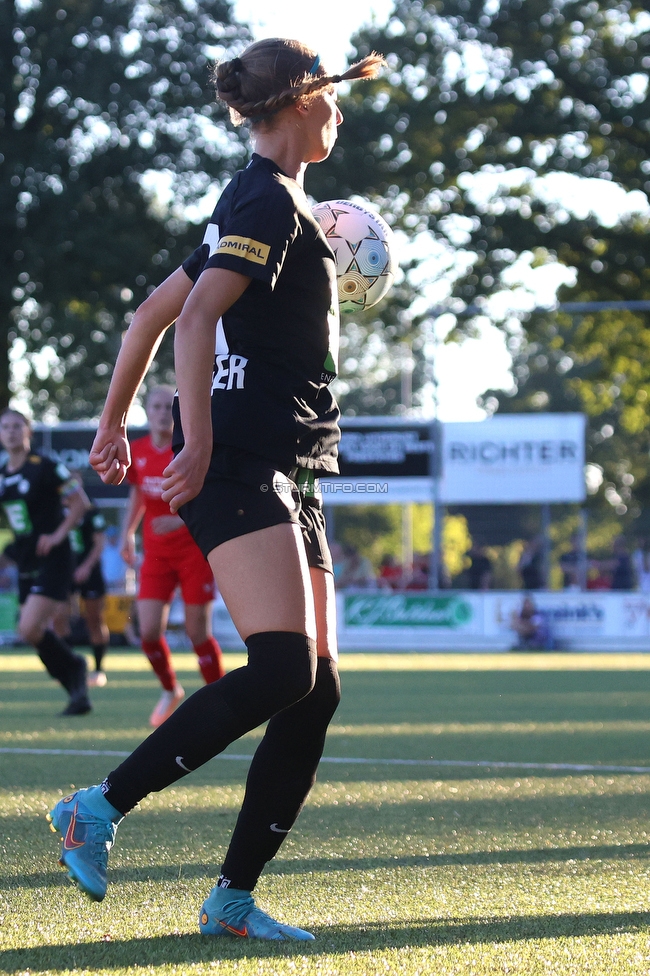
[47,788,122,902]
[199,885,315,941]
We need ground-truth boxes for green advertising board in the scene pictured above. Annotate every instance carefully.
[0,592,18,633]
[344,593,473,628]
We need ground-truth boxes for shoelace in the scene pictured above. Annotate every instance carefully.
[79,815,116,862]
[213,892,256,927]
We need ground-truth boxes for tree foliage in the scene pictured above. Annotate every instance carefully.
[312,0,650,420]
[1,0,250,418]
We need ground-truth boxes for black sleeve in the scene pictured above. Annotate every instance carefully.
[182,243,210,284]
[203,184,299,289]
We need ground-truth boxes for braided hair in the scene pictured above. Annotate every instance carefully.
[214,38,385,126]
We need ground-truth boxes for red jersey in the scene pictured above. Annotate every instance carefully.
[127,434,197,556]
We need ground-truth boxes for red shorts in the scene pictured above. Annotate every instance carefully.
[138,544,216,605]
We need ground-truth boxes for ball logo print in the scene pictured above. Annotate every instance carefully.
[312,200,397,312]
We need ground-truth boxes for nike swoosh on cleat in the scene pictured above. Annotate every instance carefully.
[175,756,191,771]
[219,920,248,937]
[270,823,290,833]
[63,803,85,850]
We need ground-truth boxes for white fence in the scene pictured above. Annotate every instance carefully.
[214,590,650,652]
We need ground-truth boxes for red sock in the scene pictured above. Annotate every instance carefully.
[193,637,225,683]
[141,638,176,691]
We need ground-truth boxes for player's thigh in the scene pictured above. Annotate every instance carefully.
[19,593,64,642]
[310,567,338,661]
[137,599,169,640]
[208,522,316,642]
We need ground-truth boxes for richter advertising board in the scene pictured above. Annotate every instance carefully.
[321,413,586,505]
[439,413,586,504]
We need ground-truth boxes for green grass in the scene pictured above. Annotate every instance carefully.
[1,648,650,974]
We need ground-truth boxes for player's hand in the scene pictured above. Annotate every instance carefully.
[161,446,210,514]
[121,535,137,567]
[74,565,90,584]
[151,514,184,535]
[36,533,57,557]
[90,427,131,485]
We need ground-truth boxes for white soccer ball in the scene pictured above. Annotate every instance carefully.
[312,199,397,312]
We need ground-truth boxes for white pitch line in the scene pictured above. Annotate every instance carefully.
[1,747,650,775]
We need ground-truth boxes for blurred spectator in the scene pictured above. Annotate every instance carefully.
[559,534,581,590]
[586,566,611,591]
[510,595,554,651]
[378,554,403,590]
[604,536,635,591]
[0,544,18,593]
[467,543,492,591]
[518,536,544,590]
[406,554,450,590]
[632,537,650,593]
[337,545,376,589]
[101,525,133,594]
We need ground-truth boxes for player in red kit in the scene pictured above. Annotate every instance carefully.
[121,386,225,726]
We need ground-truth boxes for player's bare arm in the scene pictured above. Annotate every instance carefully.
[91,267,194,485]
[120,486,145,567]
[161,267,251,512]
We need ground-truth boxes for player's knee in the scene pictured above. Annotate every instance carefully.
[140,624,163,643]
[19,618,45,646]
[185,621,208,646]
[245,631,317,710]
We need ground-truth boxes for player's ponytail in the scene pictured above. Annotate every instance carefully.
[214,39,385,126]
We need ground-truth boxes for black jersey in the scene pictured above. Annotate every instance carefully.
[0,453,76,570]
[177,153,341,473]
[69,506,106,563]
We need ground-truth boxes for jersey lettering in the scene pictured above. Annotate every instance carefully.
[69,528,84,554]
[216,236,270,266]
[212,354,248,391]
[3,500,33,535]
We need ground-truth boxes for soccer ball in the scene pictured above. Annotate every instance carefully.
[312,199,397,312]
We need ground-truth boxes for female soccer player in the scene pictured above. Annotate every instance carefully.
[49,39,383,940]
[0,409,92,714]
[122,385,224,726]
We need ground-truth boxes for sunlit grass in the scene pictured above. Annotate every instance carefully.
[1,649,650,974]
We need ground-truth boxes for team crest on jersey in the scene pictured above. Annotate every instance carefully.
[28,455,41,464]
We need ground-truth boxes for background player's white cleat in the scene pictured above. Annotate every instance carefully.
[88,670,107,688]
[149,684,185,727]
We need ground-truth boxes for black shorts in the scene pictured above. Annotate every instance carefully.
[76,565,106,601]
[179,447,332,574]
[17,547,73,605]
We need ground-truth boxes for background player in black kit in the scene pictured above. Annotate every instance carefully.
[69,491,110,687]
[0,409,92,714]
[48,38,383,940]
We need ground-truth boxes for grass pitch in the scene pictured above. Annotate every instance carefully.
[1,648,650,975]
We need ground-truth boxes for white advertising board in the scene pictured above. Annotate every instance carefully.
[213,590,650,652]
[439,414,586,504]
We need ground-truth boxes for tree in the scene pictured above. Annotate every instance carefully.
[480,303,650,539]
[1,0,250,418]
[310,0,650,418]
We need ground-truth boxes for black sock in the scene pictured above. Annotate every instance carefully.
[36,630,85,691]
[219,657,341,891]
[103,632,316,815]
[92,644,107,671]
